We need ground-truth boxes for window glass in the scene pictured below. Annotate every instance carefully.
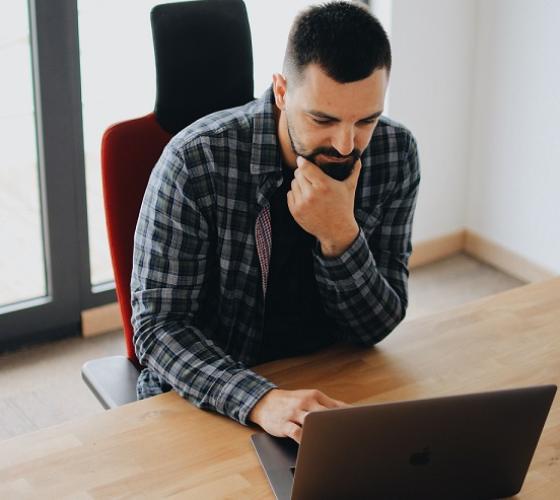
[0,1,46,307]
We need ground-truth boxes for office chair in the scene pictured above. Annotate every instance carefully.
[82,0,254,409]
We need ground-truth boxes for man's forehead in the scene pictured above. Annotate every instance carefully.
[292,64,387,117]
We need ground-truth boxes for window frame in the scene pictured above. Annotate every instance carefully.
[0,0,115,351]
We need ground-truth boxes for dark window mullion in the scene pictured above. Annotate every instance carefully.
[33,0,118,316]
[32,0,84,321]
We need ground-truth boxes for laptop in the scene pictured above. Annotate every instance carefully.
[251,385,556,500]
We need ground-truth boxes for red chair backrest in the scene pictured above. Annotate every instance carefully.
[101,113,172,367]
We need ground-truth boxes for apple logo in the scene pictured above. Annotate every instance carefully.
[409,446,431,466]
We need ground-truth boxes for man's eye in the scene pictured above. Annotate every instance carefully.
[312,118,332,125]
[360,118,378,125]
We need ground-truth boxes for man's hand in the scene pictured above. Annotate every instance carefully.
[248,388,349,444]
[287,156,362,258]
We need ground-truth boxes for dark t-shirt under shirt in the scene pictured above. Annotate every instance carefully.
[258,165,337,363]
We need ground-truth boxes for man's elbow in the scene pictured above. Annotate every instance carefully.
[132,316,158,367]
[351,301,408,348]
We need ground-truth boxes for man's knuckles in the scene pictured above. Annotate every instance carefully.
[301,389,323,406]
[290,183,328,205]
[308,389,323,398]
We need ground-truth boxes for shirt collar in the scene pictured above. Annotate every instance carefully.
[250,86,283,176]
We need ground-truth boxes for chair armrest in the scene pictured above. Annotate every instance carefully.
[81,355,140,409]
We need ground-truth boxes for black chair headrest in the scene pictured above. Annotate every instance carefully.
[151,0,254,135]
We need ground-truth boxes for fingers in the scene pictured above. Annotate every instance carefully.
[284,421,303,444]
[292,404,325,425]
[334,399,351,408]
[296,156,325,185]
[287,190,295,213]
[290,176,303,199]
[285,395,349,444]
[315,390,348,409]
[293,167,313,196]
[292,408,310,426]
[306,395,331,410]
[289,166,314,209]
[344,158,362,186]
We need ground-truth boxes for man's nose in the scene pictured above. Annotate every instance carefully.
[332,126,355,157]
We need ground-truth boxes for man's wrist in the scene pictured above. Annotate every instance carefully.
[248,388,278,425]
[319,223,360,258]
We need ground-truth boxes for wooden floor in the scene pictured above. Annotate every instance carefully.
[0,253,525,441]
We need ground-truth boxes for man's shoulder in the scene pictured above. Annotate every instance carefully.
[360,116,419,201]
[372,116,417,155]
[168,98,258,154]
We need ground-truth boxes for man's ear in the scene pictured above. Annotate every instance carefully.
[272,73,288,110]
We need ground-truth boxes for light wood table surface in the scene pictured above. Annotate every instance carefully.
[1,278,559,499]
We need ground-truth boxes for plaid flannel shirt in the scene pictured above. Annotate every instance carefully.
[131,86,420,425]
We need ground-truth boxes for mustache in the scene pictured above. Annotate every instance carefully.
[308,147,360,162]
[304,148,361,181]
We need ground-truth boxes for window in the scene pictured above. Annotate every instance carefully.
[0,0,46,308]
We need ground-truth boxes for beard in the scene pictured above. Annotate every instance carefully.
[286,117,361,181]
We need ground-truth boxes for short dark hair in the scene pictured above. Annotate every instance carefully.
[284,1,391,84]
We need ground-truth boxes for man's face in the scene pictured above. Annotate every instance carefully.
[280,64,388,180]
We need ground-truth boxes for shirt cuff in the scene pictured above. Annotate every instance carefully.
[313,228,377,291]
[214,368,277,426]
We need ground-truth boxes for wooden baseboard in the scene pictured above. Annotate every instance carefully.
[81,302,123,338]
[409,230,466,269]
[464,230,557,283]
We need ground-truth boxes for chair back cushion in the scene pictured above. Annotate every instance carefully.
[101,113,172,365]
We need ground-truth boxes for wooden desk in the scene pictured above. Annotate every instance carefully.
[1,278,559,499]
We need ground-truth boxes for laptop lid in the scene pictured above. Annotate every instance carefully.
[251,384,556,500]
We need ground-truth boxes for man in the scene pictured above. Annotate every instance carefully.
[131,1,420,444]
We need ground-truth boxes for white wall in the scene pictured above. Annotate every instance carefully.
[387,0,559,275]
[467,0,560,274]
[388,0,477,242]
[245,0,319,96]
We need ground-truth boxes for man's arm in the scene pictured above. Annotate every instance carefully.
[312,133,421,346]
[131,142,275,425]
